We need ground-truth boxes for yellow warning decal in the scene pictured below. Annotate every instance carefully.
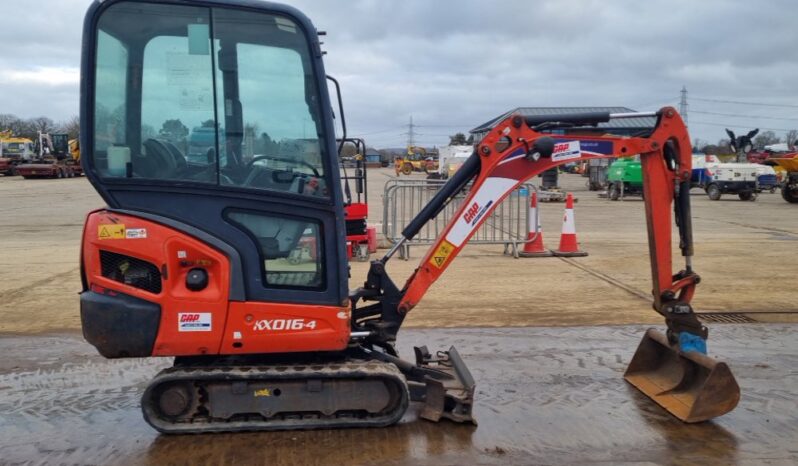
[429,239,455,269]
[98,224,125,240]
[253,388,272,397]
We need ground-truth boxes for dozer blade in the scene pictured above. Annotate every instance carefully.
[411,346,476,425]
[624,328,740,423]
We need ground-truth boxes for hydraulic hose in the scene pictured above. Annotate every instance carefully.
[400,151,480,240]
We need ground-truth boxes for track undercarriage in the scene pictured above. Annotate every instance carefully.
[142,346,475,433]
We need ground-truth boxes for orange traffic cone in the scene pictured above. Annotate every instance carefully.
[553,193,588,257]
[519,192,553,257]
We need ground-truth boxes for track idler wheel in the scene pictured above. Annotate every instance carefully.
[624,328,740,423]
[147,381,198,422]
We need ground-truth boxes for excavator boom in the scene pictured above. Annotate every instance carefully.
[352,107,739,423]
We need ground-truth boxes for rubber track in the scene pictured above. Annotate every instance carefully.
[142,360,410,434]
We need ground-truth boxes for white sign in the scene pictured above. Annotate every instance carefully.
[552,141,581,162]
[125,228,147,239]
[446,177,517,247]
[178,313,212,332]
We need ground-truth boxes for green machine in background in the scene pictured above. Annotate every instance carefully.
[607,156,643,200]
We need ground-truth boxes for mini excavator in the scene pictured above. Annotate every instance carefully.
[79,0,739,433]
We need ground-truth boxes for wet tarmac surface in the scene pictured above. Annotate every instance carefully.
[1,325,796,465]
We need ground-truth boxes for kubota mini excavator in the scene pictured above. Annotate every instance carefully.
[78,0,740,433]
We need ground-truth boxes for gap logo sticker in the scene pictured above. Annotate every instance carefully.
[551,141,581,162]
[463,200,492,227]
[178,312,212,332]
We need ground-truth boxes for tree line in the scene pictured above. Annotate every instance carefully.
[448,132,475,146]
[0,114,80,140]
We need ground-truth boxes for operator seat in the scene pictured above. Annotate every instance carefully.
[141,139,178,179]
[161,141,188,172]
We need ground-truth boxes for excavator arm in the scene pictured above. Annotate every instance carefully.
[351,107,739,423]
[398,109,697,320]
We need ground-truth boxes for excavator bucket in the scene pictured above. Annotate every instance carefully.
[624,328,740,423]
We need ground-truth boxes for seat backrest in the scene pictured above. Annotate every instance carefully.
[142,139,178,178]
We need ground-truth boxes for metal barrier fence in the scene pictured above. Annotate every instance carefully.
[382,179,537,259]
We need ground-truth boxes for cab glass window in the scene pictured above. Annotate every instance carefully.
[93,2,328,196]
[95,29,128,156]
[141,30,217,183]
[227,210,324,289]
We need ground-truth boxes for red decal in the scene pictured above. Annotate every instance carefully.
[463,203,480,223]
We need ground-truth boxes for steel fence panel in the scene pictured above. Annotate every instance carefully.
[382,179,537,259]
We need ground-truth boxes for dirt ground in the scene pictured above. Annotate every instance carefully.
[1,169,796,334]
[1,325,796,465]
[1,169,797,465]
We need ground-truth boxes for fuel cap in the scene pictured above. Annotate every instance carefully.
[186,267,209,291]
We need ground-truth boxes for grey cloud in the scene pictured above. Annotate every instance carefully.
[1,0,797,147]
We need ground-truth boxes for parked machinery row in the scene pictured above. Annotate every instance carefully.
[0,131,82,179]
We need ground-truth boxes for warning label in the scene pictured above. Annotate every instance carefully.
[429,240,455,269]
[125,228,147,239]
[98,224,125,240]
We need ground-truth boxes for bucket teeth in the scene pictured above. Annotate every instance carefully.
[624,328,740,423]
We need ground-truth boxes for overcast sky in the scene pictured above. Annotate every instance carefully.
[1,0,797,148]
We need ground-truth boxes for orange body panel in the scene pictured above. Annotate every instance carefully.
[220,302,350,354]
[82,210,350,357]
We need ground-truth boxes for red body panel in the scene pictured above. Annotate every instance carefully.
[344,202,369,259]
[344,202,368,220]
[16,164,62,177]
[82,210,350,357]
[15,163,80,178]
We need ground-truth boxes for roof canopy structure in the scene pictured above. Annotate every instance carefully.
[470,106,657,140]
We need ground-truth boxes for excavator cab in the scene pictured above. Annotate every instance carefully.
[82,0,361,348]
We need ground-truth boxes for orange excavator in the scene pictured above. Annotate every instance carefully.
[78,0,739,433]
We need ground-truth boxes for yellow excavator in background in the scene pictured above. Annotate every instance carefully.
[394,145,438,175]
